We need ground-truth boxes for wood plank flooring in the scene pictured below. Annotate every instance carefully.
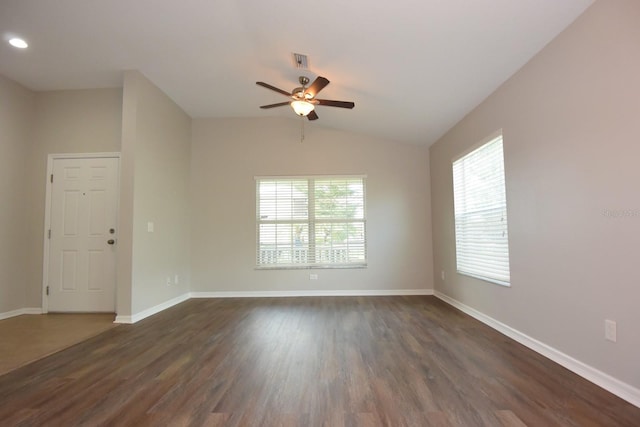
[0,296,638,426]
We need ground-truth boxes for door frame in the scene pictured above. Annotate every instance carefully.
[42,152,121,313]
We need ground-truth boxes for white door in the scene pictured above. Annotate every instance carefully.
[47,157,119,312]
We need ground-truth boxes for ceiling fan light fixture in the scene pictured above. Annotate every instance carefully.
[257,75,353,121]
[9,37,28,48]
[291,100,315,116]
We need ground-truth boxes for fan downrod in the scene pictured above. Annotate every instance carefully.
[292,76,311,99]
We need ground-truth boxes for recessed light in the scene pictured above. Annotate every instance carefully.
[9,38,28,49]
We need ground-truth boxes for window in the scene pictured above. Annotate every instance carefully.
[452,133,510,286]
[256,176,366,268]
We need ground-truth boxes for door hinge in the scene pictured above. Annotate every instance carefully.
[48,229,51,239]
[50,174,53,183]
[46,286,50,296]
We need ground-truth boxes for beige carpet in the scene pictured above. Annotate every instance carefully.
[0,313,117,376]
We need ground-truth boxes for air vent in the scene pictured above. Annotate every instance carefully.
[292,53,308,69]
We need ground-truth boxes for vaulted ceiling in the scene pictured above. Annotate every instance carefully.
[0,0,593,145]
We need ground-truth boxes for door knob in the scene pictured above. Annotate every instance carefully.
[107,239,115,245]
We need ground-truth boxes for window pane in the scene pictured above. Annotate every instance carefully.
[452,135,510,285]
[256,176,367,268]
[314,179,365,220]
[258,223,309,265]
[314,222,366,264]
[258,179,308,221]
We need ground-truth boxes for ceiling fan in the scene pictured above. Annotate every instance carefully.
[256,76,355,121]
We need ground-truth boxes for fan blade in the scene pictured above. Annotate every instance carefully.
[260,102,290,109]
[306,77,330,98]
[316,99,355,109]
[307,110,319,121]
[256,82,291,97]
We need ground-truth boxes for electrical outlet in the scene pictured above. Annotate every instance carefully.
[174,274,179,285]
[441,270,445,281]
[310,273,318,280]
[605,319,616,342]
[166,276,171,286]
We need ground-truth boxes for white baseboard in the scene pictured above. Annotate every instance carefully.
[0,307,43,320]
[113,314,133,324]
[434,291,640,409]
[190,289,433,298]
[114,293,190,324]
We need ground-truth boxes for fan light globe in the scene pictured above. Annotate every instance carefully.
[9,37,28,48]
[291,100,315,116]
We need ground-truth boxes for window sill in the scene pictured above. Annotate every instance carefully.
[457,271,510,287]
[256,264,367,270]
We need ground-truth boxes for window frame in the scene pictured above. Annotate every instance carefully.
[452,130,511,287]
[255,175,367,270]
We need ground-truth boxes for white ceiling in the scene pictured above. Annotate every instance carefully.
[0,0,593,145]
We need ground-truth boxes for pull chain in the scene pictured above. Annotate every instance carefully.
[300,115,305,143]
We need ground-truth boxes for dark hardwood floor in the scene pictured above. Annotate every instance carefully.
[0,296,638,426]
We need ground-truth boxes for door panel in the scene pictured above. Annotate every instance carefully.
[48,157,119,312]
[63,191,80,235]
[88,190,106,235]
[61,251,78,291]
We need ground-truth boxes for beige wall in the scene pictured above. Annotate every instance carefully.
[25,88,123,308]
[430,0,640,389]
[119,71,191,317]
[0,75,35,313]
[190,117,433,293]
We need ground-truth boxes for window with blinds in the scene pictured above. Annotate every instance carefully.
[452,134,510,286]
[256,176,367,268]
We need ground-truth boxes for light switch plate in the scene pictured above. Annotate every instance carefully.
[605,319,617,342]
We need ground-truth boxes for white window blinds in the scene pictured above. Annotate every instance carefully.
[452,135,510,286]
[256,176,367,268]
